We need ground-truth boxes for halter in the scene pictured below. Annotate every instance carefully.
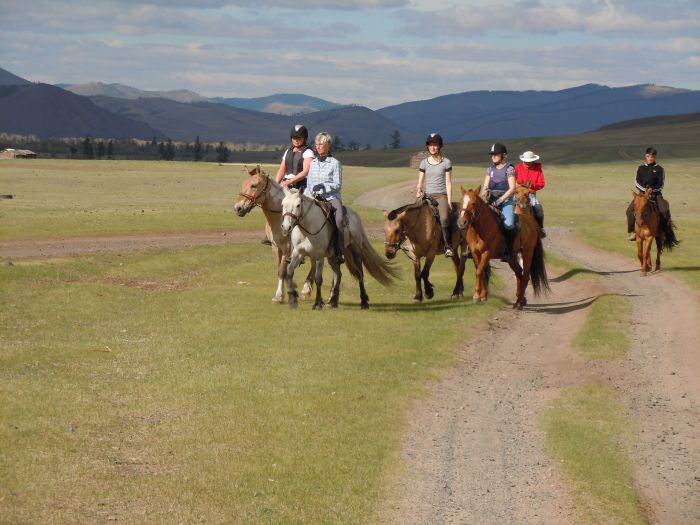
[383,219,416,262]
[283,196,333,236]
[457,196,480,230]
[238,174,282,213]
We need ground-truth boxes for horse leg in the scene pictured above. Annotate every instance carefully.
[413,258,423,303]
[301,259,315,301]
[654,237,662,272]
[312,258,325,310]
[474,254,489,303]
[508,254,524,308]
[450,251,464,300]
[423,255,435,300]
[643,236,653,276]
[636,237,646,276]
[348,246,369,309]
[513,247,532,310]
[286,252,302,308]
[272,247,286,304]
[327,258,342,308]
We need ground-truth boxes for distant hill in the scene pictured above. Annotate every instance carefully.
[65,82,208,103]
[89,95,422,148]
[0,67,31,86]
[63,81,341,115]
[0,83,163,139]
[378,84,700,142]
[211,94,343,115]
[337,112,700,167]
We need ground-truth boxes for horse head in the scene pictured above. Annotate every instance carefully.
[632,188,654,228]
[457,185,481,230]
[383,208,407,259]
[514,184,532,213]
[281,187,303,236]
[234,165,269,216]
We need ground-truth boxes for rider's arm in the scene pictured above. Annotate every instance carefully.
[445,169,452,207]
[497,168,516,204]
[480,173,490,199]
[288,155,313,186]
[275,153,287,184]
[416,170,425,197]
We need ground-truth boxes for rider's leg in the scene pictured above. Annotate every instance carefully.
[330,198,345,264]
[434,194,453,257]
[501,199,516,262]
[626,200,636,240]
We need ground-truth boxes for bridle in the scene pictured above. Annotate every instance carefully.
[457,196,479,230]
[238,174,282,213]
[283,196,332,236]
[383,219,416,261]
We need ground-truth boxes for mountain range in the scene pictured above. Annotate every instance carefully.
[2,66,700,148]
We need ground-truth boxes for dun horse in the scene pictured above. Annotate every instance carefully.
[632,188,679,276]
[234,166,315,303]
[457,184,548,309]
[281,188,398,309]
[383,199,467,302]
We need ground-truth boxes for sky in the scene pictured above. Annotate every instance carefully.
[1,0,699,109]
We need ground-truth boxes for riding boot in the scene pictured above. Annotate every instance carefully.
[442,226,453,257]
[535,214,546,239]
[500,228,514,262]
[335,228,345,264]
[626,201,636,240]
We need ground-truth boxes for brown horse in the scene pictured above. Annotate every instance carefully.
[457,185,548,309]
[233,166,315,302]
[512,184,550,308]
[383,199,468,302]
[632,188,679,276]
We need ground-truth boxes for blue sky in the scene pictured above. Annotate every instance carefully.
[1,0,698,109]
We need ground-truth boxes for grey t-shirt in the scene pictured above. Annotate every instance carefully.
[420,157,452,195]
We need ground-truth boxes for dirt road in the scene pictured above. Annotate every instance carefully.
[378,228,700,524]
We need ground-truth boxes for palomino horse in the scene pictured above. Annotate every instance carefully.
[457,184,548,309]
[281,188,398,309]
[233,166,315,303]
[383,199,468,302]
[632,188,679,276]
[512,184,550,308]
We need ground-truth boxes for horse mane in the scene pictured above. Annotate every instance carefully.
[387,198,426,220]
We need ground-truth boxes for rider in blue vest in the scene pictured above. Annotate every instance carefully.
[481,142,517,261]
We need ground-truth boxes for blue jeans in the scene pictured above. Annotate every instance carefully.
[500,199,515,229]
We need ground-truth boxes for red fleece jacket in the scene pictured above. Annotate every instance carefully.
[515,162,545,192]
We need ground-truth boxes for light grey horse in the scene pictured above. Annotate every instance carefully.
[281,188,398,309]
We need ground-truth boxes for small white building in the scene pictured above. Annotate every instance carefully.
[0,148,37,159]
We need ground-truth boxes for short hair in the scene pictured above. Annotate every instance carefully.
[315,132,333,145]
[645,147,658,155]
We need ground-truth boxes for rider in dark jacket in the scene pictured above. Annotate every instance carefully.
[626,147,671,240]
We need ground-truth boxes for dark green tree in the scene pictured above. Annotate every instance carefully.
[165,139,176,161]
[194,136,203,161]
[107,140,114,158]
[390,130,401,149]
[216,141,230,163]
[82,136,94,159]
[96,141,105,159]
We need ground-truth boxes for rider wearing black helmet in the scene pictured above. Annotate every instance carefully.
[276,124,314,191]
[482,142,517,261]
[416,132,455,257]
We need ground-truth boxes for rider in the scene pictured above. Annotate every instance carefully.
[515,150,546,238]
[276,124,315,191]
[626,146,672,240]
[481,142,516,261]
[305,132,345,264]
[416,132,454,257]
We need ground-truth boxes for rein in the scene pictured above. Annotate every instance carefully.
[284,197,333,236]
[383,216,417,262]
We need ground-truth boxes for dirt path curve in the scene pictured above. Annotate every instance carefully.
[378,228,700,524]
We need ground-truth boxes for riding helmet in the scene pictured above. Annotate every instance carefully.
[426,132,444,148]
[489,142,507,155]
[290,124,308,141]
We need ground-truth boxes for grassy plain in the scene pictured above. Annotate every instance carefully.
[1,156,698,522]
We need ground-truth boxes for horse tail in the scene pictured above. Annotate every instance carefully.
[661,219,680,252]
[351,225,400,287]
[529,237,550,296]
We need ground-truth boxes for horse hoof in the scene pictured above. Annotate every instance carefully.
[412,297,423,303]
[451,294,460,300]
[361,303,369,310]
[425,290,434,300]
[300,293,311,301]
[271,297,283,304]
[312,302,324,310]
[289,302,298,309]
[329,302,338,309]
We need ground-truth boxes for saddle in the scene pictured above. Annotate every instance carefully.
[313,197,347,229]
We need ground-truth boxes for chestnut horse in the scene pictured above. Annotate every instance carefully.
[632,188,679,276]
[234,166,315,303]
[457,185,548,309]
[512,184,550,307]
[383,199,468,302]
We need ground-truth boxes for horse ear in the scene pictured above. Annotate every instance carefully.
[383,210,389,218]
[475,184,482,194]
[460,185,466,194]
[255,165,262,175]
[525,181,532,189]
[282,186,290,196]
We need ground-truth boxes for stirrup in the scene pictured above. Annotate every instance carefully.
[444,247,453,257]
[628,232,636,241]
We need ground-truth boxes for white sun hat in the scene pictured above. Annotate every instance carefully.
[519,150,540,162]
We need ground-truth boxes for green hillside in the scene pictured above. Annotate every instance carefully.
[333,113,700,167]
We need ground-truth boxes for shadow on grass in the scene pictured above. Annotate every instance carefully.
[550,268,638,282]
[523,292,640,315]
[348,297,484,313]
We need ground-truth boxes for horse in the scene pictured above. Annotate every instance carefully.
[383,199,468,302]
[512,183,550,308]
[631,188,679,276]
[457,184,548,309]
[233,166,315,303]
[281,188,399,309]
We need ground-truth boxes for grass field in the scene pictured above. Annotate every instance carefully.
[1,157,698,522]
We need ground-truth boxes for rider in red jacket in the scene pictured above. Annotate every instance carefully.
[515,150,546,237]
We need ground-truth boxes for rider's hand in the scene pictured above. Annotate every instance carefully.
[312,183,325,194]
[416,188,424,198]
